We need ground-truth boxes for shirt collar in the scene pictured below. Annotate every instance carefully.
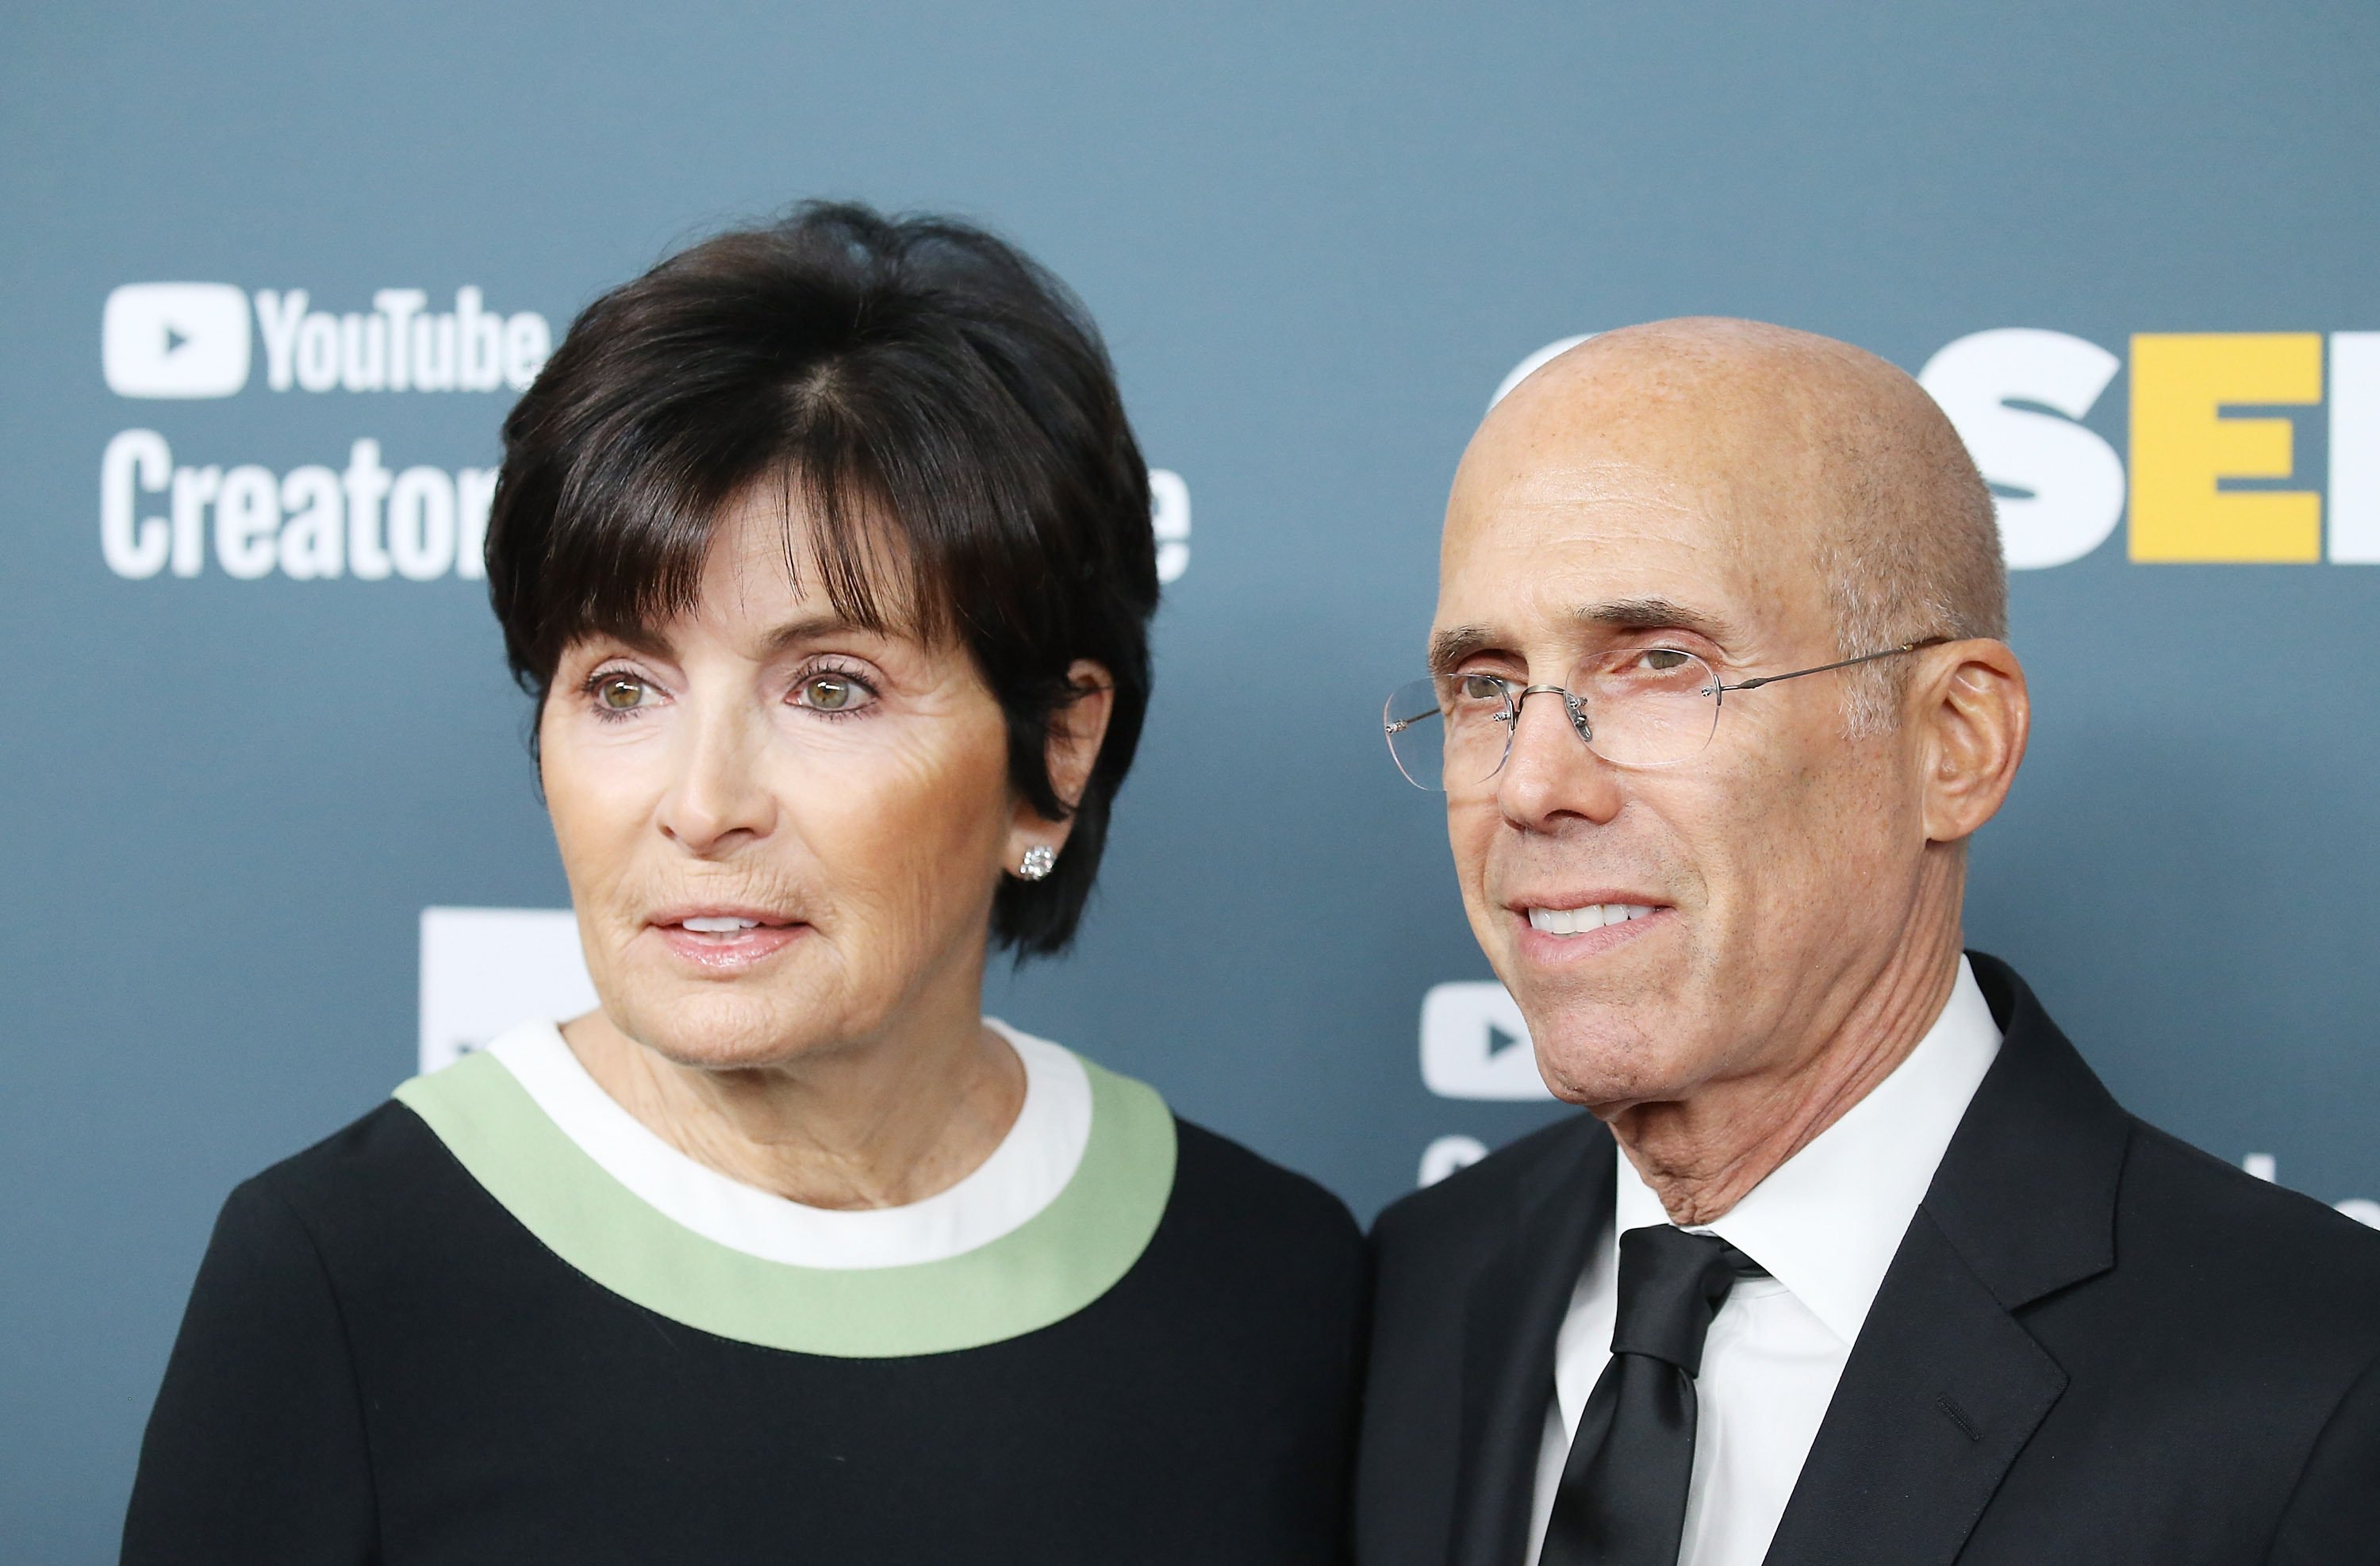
[1611,955,2002,1347]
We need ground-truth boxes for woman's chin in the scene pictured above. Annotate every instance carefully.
[608,987,854,1073]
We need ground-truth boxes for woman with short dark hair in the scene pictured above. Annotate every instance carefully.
[124,203,1364,1565]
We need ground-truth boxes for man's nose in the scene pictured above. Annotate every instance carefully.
[657,706,777,854]
[1495,687,1624,829]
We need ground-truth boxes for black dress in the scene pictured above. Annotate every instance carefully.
[123,1034,1365,1564]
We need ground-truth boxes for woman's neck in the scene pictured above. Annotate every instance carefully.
[559,1000,1027,1211]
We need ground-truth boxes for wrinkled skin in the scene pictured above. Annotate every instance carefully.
[539,487,1111,1208]
[1435,318,2029,1222]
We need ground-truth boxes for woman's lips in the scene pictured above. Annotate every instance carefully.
[650,919,808,971]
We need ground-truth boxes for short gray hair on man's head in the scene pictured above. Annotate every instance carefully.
[1806,351,2008,737]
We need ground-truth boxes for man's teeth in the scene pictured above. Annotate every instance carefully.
[681,916,762,934]
[1527,904,1656,936]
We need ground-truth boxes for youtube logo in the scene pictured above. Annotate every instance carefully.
[1418,981,1552,1100]
[102,283,251,399]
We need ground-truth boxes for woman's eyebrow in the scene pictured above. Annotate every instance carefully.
[765,612,855,649]
[580,623,676,662]
[761,612,878,655]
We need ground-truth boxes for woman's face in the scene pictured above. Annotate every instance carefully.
[539,490,1026,1071]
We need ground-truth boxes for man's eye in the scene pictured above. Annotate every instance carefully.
[1641,649,1690,671]
[597,676,648,711]
[1455,675,1506,702]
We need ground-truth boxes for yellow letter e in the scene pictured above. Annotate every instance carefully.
[2129,332,2323,562]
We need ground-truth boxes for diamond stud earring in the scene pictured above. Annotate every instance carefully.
[1017,844,1058,881]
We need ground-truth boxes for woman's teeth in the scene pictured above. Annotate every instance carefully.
[681,916,762,933]
[1528,904,1655,935]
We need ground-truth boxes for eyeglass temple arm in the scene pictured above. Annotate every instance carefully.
[1714,637,1951,694]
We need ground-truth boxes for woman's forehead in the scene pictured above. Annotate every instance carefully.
[688,487,932,638]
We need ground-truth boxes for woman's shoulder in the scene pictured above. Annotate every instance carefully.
[1046,1037,1357,1256]
[1105,1113,1366,1373]
[221,1088,492,1280]
[1161,1114,1365,1272]
[249,1093,463,1209]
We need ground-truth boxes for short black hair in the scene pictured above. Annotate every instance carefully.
[483,201,1158,958]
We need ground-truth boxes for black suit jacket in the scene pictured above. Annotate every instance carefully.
[1357,954,2380,1565]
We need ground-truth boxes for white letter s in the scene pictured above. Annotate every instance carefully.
[1919,328,2126,570]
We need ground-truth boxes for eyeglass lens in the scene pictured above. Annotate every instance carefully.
[1383,647,1721,790]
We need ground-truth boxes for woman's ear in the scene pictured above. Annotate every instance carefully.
[1045,660,1116,814]
[1914,639,2029,846]
[1008,660,1115,863]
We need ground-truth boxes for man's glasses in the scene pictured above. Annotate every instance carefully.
[1382,639,1944,791]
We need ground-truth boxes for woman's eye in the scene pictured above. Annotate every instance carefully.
[796,673,872,713]
[597,676,649,712]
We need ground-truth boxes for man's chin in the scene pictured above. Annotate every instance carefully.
[1523,1012,1699,1110]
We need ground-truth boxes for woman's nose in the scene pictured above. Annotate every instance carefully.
[657,707,777,853]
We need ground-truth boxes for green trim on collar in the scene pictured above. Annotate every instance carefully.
[393,1048,1176,1357]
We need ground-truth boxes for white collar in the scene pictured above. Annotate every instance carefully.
[484,1016,1092,1271]
[1611,955,2002,1346]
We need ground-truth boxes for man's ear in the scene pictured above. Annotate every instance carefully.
[1007,660,1115,859]
[1912,639,2029,845]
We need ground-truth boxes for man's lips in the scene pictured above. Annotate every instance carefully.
[1506,896,1672,956]
[1521,900,1660,935]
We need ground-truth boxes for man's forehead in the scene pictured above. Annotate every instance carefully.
[1455,457,1721,537]
[1449,322,1841,543]
[1427,315,1948,662]
[1442,459,1747,592]
[1436,456,1824,658]
[1452,451,1702,510]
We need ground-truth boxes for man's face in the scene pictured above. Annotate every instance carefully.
[1434,420,1926,1113]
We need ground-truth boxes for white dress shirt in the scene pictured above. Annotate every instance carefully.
[1524,958,2004,1566]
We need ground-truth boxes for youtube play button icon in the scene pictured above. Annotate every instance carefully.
[103,283,251,398]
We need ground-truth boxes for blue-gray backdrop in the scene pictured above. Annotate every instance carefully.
[7,2,2378,1556]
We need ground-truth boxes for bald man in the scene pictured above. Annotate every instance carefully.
[1355,320,2380,1566]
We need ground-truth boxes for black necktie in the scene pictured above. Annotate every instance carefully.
[1537,1226,1768,1566]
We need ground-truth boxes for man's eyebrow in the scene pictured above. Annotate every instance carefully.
[1568,597,1737,643]
[1427,624,1496,674]
[1427,599,1736,673]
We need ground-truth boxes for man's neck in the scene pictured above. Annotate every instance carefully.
[1606,917,1967,1228]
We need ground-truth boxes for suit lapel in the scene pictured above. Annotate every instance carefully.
[1448,1119,1610,1566]
[1765,954,2129,1566]
[1760,1211,2065,1566]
